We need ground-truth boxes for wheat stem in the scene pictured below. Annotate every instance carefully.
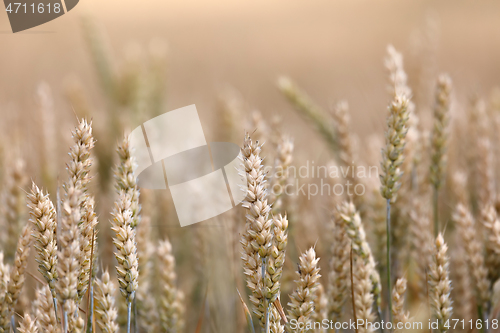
[386,199,392,326]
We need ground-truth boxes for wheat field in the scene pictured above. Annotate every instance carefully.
[1,1,500,333]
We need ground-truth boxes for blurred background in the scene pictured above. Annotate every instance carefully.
[1,1,500,332]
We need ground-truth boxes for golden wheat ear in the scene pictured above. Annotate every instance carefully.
[428,234,452,333]
[285,247,321,332]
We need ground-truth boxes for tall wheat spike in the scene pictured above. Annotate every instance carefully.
[428,234,452,333]
[240,133,273,329]
[392,277,409,333]
[27,183,58,300]
[327,205,351,323]
[157,239,184,333]
[3,159,28,262]
[285,248,321,333]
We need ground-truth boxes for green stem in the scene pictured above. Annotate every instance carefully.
[433,188,439,237]
[127,300,132,333]
[386,199,392,327]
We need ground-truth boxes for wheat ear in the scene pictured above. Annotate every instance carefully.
[157,239,184,333]
[337,201,381,309]
[28,183,58,301]
[4,158,28,262]
[267,214,288,333]
[352,250,375,333]
[110,191,138,333]
[408,197,433,301]
[480,204,500,282]
[240,133,273,329]
[0,253,8,299]
[18,314,38,333]
[392,277,409,332]
[286,247,321,333]
[115,135,141,228]
[55,184,83,333]
[430,74,452,236]
[428,234,452,333]
[34,285,59,333]
[379,94,410,320]
[327,206,351,323]
[453,203,490,316]
[277,76,338,152]
[95,270,119,333]
[311,283,327,332]
[269,136,294,213]
[77,195,98,303]
[0,221,32,332]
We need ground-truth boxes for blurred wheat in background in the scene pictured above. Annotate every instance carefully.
[1,1,500,332]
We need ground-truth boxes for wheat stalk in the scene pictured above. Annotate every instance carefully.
[379,93,410,321]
